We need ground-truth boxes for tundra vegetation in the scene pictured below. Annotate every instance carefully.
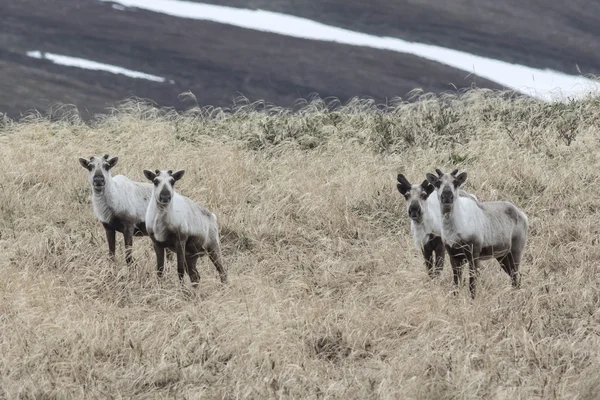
[1,89,599,398]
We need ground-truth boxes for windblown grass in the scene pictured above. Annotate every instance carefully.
[1,89,600,398]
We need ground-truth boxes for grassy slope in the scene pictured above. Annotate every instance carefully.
[201,0,600,75]
[2,91,600,397]
[0,0,503,119]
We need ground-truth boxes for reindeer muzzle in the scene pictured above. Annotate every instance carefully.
[408,204,422,221]
[440,191,454,205]
[92,176,105,192]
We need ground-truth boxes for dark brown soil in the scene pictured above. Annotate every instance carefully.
[0,0,505,119]
[197,0,600,76]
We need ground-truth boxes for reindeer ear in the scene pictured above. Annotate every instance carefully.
[106,156,118,169]
[421,179,435,196]
[171,170,185,181]
[396,174,411,195]
[454,172,467,187]
[426,173,440,188]
[143,169,156,181]
[435,168,443,177]
[79,158,91,170]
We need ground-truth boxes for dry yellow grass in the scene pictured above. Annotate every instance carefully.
[1,91,600,399]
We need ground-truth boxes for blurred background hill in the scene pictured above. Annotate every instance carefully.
[1,0,598,118]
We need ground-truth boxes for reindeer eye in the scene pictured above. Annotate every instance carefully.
[404,194,410,200]
[421,193,428,200]
[153,179,159,186]
[170,179,175,186]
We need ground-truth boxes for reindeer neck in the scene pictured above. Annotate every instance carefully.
[92,176,116,203]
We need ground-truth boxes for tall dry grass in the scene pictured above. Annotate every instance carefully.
[1,90,600,399]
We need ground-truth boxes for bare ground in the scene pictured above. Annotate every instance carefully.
[200,0,600,75]
[0,0,504,119]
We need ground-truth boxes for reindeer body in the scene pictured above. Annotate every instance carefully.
[92,175,152,235]
[427,169,528,298]
[79,155,152,264]
[410,193,442,251]
[144,169,227,285]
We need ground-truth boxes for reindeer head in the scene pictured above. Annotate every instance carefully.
[426,168,467,214]
[143,169,185,206]
[397,174,435,222]
[79,154,118,194]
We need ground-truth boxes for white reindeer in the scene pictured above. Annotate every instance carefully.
[426,169,528,298]
[397,174,445,278]
[397,173,480,278]
[143,169,227,286]
[79,154,152,264]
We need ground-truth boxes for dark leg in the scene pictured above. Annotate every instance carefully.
[447,244,466,295]
[186,255,200,288]
[153,241,165,278]
[176,240,186,283]
[449,256,462,294]
[102,223,116,262]
[468,247,481,299]
[123,225,134,265]
[209,244,227,284]
[421,240,436,279]
[499,252,521,289]
[432,236,445,277]
[496,255,512,277]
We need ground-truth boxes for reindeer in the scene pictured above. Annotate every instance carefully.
[426,169,528,298]
[143,169,227,286]
[397,174,445,278]
[397,173,480,278]
[79,154,152,264]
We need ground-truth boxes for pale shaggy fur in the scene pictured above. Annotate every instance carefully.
[397,174,481,278]
[408,190,478,250]
[144,169,227,285]
[79,154,152,264]
[411,194,442,249]
[427,169,528,298]
[92,176,152,227]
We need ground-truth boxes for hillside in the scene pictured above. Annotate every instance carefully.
[1,90,600,397]
[0,0,504,119]
[200,0,600,75]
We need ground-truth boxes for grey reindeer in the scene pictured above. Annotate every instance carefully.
[426,169,528,298]
[79,154,152,264]
[143,169,227,286]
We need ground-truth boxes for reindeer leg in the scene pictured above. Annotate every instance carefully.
[102,223,116,262]
[449,256,462,295]
[186,255,200,288]
[123,225,135,265]
[421,240,436,279]
[433,236,445,277]
[504,251,521,289]
[447,244,464,295]
[496,255,512,277]
[153,241,165,278]
[176,239,187,284]
[468,246,481,299]
[209,243,227,284]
